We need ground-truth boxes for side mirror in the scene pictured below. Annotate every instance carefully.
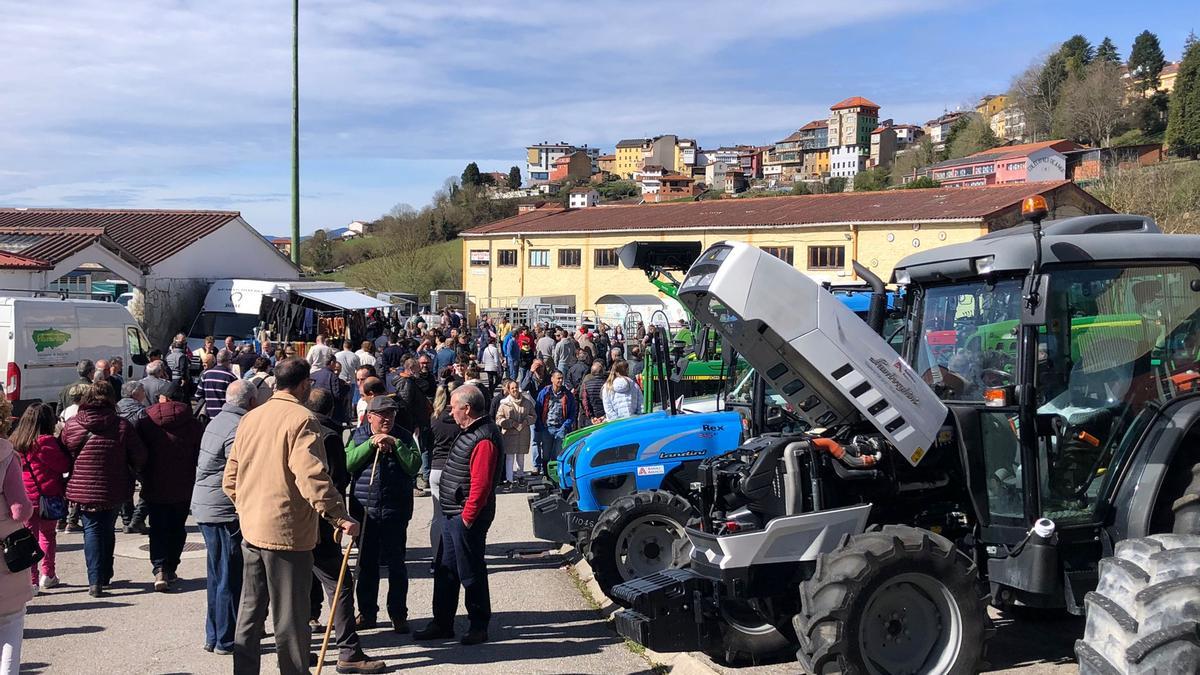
[1021,275,1050,326]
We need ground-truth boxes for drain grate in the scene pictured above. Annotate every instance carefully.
[137,541,207,553]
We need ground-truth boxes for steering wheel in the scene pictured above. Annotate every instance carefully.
[981,368,1012,388]
[921,366,966,399]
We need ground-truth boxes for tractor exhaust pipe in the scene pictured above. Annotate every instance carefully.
[852,260,887,335]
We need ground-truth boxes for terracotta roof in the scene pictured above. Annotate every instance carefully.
[1163,62,1180,76]
[870,125,893,134]
[967,139,1081,160]
[0,208,241,266]
[830,96,881,111]
[463,181,1101,236]
[0,250,51,270]
[799,120,829,131]
[0,226,112,266]
[597,154,616,160]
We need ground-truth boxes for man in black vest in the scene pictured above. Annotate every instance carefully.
[413,384,502,646]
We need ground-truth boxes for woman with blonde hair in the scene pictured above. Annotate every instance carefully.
[602,360,643,421]
[495,379,536,488]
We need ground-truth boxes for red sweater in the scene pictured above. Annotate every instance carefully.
[462,439,500,527]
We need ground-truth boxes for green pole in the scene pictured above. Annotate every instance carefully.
[290,0,300,264]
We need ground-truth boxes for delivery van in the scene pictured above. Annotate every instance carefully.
[0,296,151,411]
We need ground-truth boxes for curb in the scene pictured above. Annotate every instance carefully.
[562,545,720,675]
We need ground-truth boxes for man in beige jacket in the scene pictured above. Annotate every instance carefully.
[223,358,360,675]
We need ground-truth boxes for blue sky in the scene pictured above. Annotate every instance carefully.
[1,1,1195,235]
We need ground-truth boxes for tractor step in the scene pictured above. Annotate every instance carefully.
[528,492,573,544]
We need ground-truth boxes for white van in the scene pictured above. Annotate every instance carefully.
[0,296,151,410]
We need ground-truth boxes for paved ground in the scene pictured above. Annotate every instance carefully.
[21,493,655,675]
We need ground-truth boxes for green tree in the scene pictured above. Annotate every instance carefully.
[1166,42,1200,159]
[1128,30,1167,96]
[460,162,482,187]
[826,177,847,193]
[1060,34,1095,78]
[852,166,890,191]
[1096,36,1121,64]
[790,181,812,195]
[899,176,942,189]
[1136,90,1171,138]
[947,114,1001,159]
[507,166,522,189]
[1187,30,1198,51]
[301,229,333,271]
[891,137,937,185]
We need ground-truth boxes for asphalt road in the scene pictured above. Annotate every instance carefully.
[20,492,655,675]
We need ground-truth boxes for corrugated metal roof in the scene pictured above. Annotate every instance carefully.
[0,208,240,266]
[461,181,1105,236]
[0,227,106,265]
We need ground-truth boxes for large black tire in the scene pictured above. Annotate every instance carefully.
[1171,463,1200,534]
[1075,534,1200,674]
[586,490,694,599]
[708,599,797,666]
[794,525,992,675]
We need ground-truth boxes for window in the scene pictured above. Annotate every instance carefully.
[807,245,845,270]
[594,248,619,268]
[760,246,794,265]
[497,249,517,267]
[469,250,490,267]
[529,249,549,267]
[558,248,581,268]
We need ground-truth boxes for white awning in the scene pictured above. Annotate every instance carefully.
[295,288,390,310]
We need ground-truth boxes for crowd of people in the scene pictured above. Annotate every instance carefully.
[0,309,657,675]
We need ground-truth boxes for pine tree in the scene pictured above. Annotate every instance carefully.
[1129,30,1167,95]
[1096,37,1121,64]
[507,166,522,189]
[460,162,482,187]
[1186,30,1198,51]
[1060,34,1094,78]
[1166,42,1200,159]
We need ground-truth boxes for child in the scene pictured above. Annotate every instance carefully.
[13,403,71,590]
[0,397,35,674]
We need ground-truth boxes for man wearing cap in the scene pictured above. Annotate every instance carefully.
[345,395,421,633]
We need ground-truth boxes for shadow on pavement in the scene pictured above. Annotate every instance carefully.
[362,609,648,669]
[26,600,131,616]
[24,625,106,640]
[984,608,1082,672]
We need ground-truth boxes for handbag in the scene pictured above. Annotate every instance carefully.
[30,468,68,521]
[2,527,44,573]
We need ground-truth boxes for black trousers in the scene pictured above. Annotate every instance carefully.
[351,504,410,623]
[431,514,490,632]
[311,524,362,661]
[147,502,189,576]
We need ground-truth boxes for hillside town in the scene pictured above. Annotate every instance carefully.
[4,11,1200,675]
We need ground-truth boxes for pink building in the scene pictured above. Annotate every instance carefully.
[930,140,1082,188]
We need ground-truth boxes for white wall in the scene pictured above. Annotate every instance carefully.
[1026,149,1067,182]
[151,217,298,280]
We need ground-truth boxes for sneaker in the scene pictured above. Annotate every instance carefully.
[460,629,489,646]
[213,647,233,656]
[412,623,455,641]
[39,575,60,589]
[335,654,386,674]
[154,572,169,592]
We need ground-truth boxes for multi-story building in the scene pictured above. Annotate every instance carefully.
[636,165,666,194]
[892,124,925,149]
[643,135,679,173]
[764,131,803,183]
[1160,62,1181,93]
[705,161,732,192]
[799,120,830,180]
[928,139,1081,188]
[924,111,968,149]
[645,174,700,203]
[976,94,1008,139]
[568,188,600,208]
[596,155,616,174]
[868,120,897,170]
[677,138,697,177]
[827,97,880,180]
[1004,107,1027,142]
[526,142,601,184]
[549,151,593,184]
[738,147,765,180]
[614,139,647,179]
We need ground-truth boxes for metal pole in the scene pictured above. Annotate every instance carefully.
[290,0,300,264]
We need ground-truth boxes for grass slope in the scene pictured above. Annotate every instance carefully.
[325,239,462,300]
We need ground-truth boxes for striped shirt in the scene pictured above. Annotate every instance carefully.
[200,366,238,418]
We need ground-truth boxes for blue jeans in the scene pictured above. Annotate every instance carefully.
[537,427,565,474]
[199,522,243,651]
[80,509,118,586]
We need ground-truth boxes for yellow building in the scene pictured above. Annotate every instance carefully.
[1160,62,1180,93]
[460,181,1110,311]
[977,94,1008,139]
[614,139,647,179]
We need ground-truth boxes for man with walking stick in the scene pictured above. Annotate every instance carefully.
[222,358,361,675]
[414,384,503,646]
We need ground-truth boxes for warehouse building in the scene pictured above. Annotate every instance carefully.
[459,180,1111,312]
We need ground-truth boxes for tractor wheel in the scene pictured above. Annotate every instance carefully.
[586,490,693,599]
[1171,462,1200,534]
[706,598,796,665]
[1075,534,1200,674]
[794,525,991,675]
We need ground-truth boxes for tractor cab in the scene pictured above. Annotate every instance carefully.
[893,206,1200,609]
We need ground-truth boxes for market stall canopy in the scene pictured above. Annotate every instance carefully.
[294,287,390,310]
[595,294,666,307]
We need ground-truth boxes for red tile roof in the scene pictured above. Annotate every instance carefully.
[966,139,1082,160]
[0,250,51,270]
[799,120,828,131]
[830,96,881,111]
[0,209,241,266]
[463,181,1105,236]
[0,226,111,266]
